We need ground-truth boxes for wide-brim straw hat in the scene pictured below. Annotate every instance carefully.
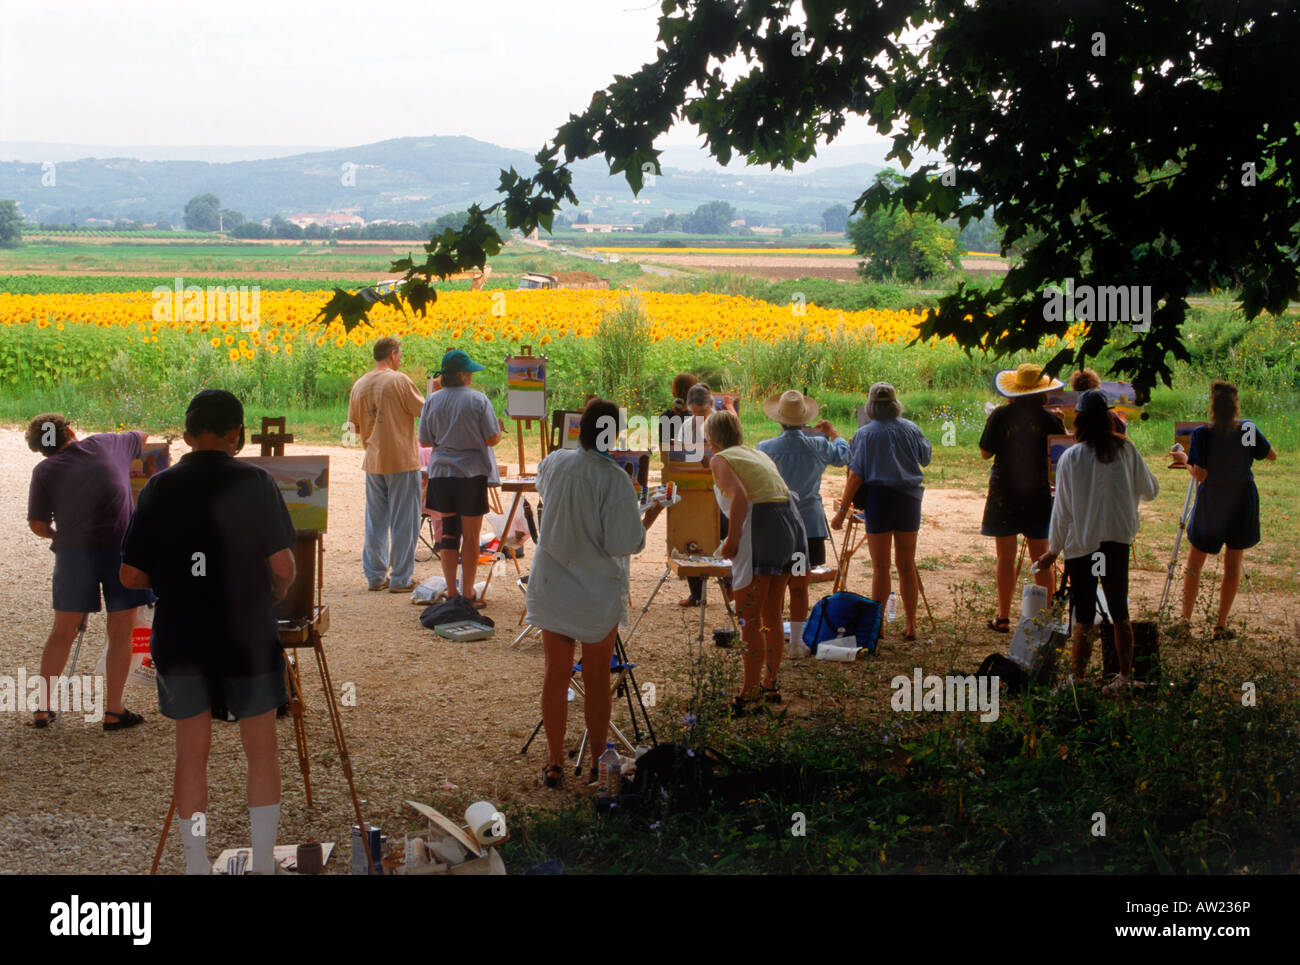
[994,363,1064,398]
[763,390,819,426]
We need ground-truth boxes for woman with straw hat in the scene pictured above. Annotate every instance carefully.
[831,383,931,640]
[980,363,1065,633]
[757,390,850,653]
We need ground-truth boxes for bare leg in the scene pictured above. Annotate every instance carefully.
[736,576,770,698]
[1027,537,1055,595]
[437,512,459,594]
[580,627,618,774]
[37,611,85,719]
[789,574,810,622]
[762,574,790,689]
[894,530,920,638]
[174,711,213,819]
[866,531,893,608]
[1218,548,1243,628]
[540,631,576,769]
[238,709,280,808]
[994,535,1017,621]
[460,515,485,599]
[1112,619,1134,679]
[103,607,137,716]
[1181,546,1208,622]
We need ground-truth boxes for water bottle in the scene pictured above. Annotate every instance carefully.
[598,741,621,799]
[886,591,898,622]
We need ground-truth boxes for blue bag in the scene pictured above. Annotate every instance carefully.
[803,592,883,655]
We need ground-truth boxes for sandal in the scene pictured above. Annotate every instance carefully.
[541,764,563,789]
[730,694,761,717]
[462,591,488,611]
[987,618,1011,634]
[1212,626,1236,640]
[32,711,56,729]
[760,685,783,704]
[103,709,144,732]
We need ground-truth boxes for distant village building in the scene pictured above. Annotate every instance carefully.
[286,212,365,229]
[570,223,638,233]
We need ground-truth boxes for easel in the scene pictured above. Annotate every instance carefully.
[507,346,548,475]
[627,448,738,658]
[519,631,655,772]
[151,417,377,875]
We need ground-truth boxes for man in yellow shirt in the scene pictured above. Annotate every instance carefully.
[347,337,425,592]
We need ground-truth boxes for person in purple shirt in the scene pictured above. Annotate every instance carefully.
[26,413,150,730]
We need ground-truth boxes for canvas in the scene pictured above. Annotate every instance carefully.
[506,355,546,419]
[242,455,330,532]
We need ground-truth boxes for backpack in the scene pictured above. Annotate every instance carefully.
[803,591,883,655]
[419,597,495,631]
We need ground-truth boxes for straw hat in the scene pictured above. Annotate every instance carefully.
[763,390,820,426]
[994,363,1063,398]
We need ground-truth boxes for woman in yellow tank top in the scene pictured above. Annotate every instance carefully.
[705,410,809,712]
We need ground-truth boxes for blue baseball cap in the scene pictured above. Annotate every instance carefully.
[436,349,485,375]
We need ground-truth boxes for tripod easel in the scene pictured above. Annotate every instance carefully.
[150,417,376,874]
[519,631,656,773]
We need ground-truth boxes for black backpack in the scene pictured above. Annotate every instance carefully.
[419,597,495,631]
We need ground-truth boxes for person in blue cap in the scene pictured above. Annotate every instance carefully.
[418,348,503,607]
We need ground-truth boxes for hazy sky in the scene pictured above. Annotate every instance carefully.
[0,0,886,160]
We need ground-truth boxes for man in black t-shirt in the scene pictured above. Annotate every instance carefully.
[121,390,296,875]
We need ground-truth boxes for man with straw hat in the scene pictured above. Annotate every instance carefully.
[757,390,849,655]
[979,363,1065,633]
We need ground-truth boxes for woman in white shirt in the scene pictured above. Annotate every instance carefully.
[1035,390,1158,690]
[525,399,657,788]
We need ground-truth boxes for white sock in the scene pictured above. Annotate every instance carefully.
[180,816,209,876]
[788,621,808,657]
[250,803,280,875]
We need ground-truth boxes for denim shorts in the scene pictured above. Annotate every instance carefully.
[156,658,288,721]
[52,546,153,613]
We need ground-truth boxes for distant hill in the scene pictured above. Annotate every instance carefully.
[0,135,879,229]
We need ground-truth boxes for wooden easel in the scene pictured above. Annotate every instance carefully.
[508,346,548,474]
[151,417,376,874]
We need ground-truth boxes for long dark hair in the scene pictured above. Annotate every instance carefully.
[1074,405,1124,464]
[1210,380,1239,435]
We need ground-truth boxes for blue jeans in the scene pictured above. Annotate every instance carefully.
[363,470,421,587]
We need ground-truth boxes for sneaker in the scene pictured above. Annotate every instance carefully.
[1102,674,1131,695]
[1051,674,1080,697]
[389,581,416,593]
[367,578,389,591]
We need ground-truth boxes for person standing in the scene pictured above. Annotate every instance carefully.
[1034,390,1159,690]
[831,383,931,640]
[1172,380,1278,637]
[25,414,151,730]
[678,383,733,606]
[120,390,297,875]
[706,410,808,709]
[757,390,849,651]
[418,349,503,608]
[979,364,1065,632]
[525,399,653,788]
[348,336,425,593]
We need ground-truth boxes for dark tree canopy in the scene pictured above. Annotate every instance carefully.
[0,199,22,248]
[183,193,221,232]
[319,0,1300,400]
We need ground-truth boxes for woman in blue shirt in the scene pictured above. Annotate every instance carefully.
[831,383,931,640]
[1172,381,1278,638]
[757,390,849,654]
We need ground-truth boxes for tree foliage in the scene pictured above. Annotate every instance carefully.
[848,170,961,280]
[318,0,1300,400]
[0,200,23,248]
[183,193,221,232]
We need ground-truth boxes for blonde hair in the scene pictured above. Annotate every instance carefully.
[704,409,742,450]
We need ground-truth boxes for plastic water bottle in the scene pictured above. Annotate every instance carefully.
[886,591,898,622]
[598,741,621,799]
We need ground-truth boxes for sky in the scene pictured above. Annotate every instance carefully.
[0,0,890,166]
